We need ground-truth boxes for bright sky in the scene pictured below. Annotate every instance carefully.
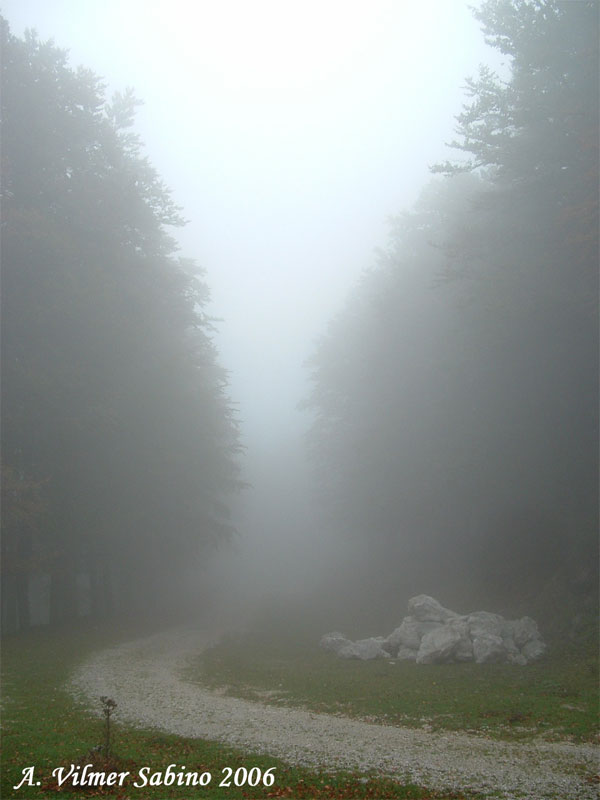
[3,0,500,451]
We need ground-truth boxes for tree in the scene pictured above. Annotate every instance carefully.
[1,20,241,629]
[305,0,598,607]
[438,0,598,561]
[0,466,47,633]
[438,0,598,265]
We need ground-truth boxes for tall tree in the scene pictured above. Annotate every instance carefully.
[305,0,598,607]
[1,20,241,630]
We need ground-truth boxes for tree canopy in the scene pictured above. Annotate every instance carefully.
[1,20,241,631]
[305,0,598,607]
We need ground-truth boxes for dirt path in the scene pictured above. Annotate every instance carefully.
[69,627,599,799]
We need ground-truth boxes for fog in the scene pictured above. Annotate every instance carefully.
[3,0,596,637]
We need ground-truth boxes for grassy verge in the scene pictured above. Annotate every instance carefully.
[1,623,471,800]
[190,628,599,743]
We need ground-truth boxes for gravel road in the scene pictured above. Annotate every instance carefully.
[69,627,599,799]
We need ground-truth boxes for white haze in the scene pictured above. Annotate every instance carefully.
[3,0,503,626]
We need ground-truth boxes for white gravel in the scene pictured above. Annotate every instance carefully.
[69,627,599,799]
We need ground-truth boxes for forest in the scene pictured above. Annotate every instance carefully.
[1,2,598,798]
[304,0,598,619]
[1,0,598,638]
[1,20,242,631]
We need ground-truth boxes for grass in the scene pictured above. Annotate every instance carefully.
[1,622,473,800]
[190,628,600,743]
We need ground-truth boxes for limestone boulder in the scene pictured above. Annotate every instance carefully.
[416,625,463,664]
[353,637,389,660]
[320,632,354,655]
[499,627,520,656]
[396,645,418,661]
[512,616,541,648]
[472,633,507,664]
[321,596,545,666]
[454,636,474,662]
[521,638,547,662]
[447,618,473,661]
[386,617,423,653]
[408,594,460,623]
[507,652,528,666]
[467,611,504,638]
[338,642,360,659]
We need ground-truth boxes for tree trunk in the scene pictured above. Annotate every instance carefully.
[89,557,102,618]
[49,558,77,625]
[1,573,18,635]
[16,530,32,631]
[101,559,113,618]
[15,571,30,631]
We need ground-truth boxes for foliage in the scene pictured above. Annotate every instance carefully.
[0,19,242,630]
[304,0,598,600]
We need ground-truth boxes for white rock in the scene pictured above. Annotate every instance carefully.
[447,619,474,661]
[521,638,546,662]
[467,611,504,638]
[320,632,354,655]
[472,633,507,664]
[502,638,520,656]
[396,645,418,661]
[338,643,360,659]
[353,638,388,660]
[512,616,541,648]
[386,618,423,652]
[507,652,528,666]
[408,594,459,623]
[416,625,463,664]
[454,638,474,661]
[321,596,545,667]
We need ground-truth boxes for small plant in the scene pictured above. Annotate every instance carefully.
[100,695,117,759]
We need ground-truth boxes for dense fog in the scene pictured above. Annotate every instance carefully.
[2,0,597,639]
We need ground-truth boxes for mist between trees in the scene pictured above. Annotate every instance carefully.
[0,20,243,630]
[1,0,598,636]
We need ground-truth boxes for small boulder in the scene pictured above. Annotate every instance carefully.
[386,617,423,652]
[416,625,463,664]
[472,633,507,664]
[396,645,418,661]
[447,618,474,661]
[467,611,504,639]
[507,652,528,666]
[454,637,474,662]
[353,637,388,660]
[512,616,541,648]
[521,638,546,662]
[338,642,360,659]
[408,594,460,623]
[320,632,354,655]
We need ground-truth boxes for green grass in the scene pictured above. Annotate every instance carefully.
[1,622,472,800]
[190,629,599,743]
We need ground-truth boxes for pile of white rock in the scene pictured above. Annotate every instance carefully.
[320,594,546,665]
